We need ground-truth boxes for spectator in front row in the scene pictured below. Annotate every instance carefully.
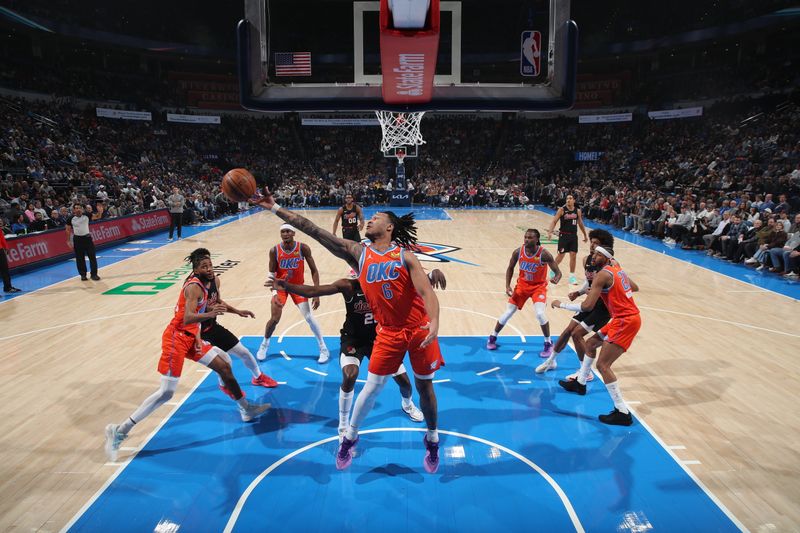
[12,214,28,235]
[769,230,800,276]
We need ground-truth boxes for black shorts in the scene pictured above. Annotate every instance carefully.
[201,323,240,352]
[558,233,578,254]
[572,301,611,333]
[342,228,362,242]
[339,333,372,364]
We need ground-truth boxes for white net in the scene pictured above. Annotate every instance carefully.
[375,111,426,153]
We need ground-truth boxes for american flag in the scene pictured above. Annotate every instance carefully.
[274,52,312,76]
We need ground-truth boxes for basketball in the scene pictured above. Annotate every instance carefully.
[221,168,256,202]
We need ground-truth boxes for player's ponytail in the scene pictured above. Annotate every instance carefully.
[186,248,211,269]
[385,211,418,248]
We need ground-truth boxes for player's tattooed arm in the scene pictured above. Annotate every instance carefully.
[252,187,361,269]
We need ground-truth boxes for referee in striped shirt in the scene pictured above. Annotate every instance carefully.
[66,204,100,281]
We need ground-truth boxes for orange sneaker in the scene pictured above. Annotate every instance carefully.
[252,373,279,388]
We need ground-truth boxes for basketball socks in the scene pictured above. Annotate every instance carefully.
[298,302,326,350]
[257,337,270,360]
[426,429,439,443]
[338,389,354,432]
[605,381,629,414]
[544,336,552,343]
[229,342,262,379]
[401,395,413,408]
[577,356,593,385]
[345,376,388,441]
[236,397,249,409]
[123,378,178,433]
[119,417,135,435]
[491,329,500,337]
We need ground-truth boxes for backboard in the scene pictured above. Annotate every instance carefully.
[239,0,577,113]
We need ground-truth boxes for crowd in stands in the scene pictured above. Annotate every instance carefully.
[2,90,798,277]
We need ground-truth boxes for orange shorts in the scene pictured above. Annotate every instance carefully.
[368,324,445,377]
[599,313,642,351]
[158,326,216,378]
[509,282,548,310]
[274,290,307,306]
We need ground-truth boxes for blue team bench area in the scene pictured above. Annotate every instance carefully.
[67,335,742,533]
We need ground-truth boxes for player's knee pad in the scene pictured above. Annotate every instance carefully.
[498,303,517,325]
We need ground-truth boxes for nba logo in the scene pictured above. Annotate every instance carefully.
[520,31,541,77]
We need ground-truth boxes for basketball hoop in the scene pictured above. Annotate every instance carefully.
[396,149,406,165]
[375,111,426,153]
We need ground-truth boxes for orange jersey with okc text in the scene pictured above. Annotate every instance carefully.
[168,275,208,335]
[275,242,305,284]
[358,244,429,328]
[600,264,640,318]
[516,246,548,286]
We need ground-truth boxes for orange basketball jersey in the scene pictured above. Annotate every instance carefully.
[358,244,429,328]
[600,264,640,318]
[275,242,305,284]
[169,275,208,335]
[517,246,548,285]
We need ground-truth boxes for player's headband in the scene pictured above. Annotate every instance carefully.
[280,223,296,232]
[594,246,614,259]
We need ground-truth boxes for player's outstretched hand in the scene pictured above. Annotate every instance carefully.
[249,187,275,209]
[420,319,439,348]
[210,303,227,316]
[311,297,320,310]
[238,310,256,318]
[550,272,562,285]
[551,299,562,309]
[264,276,288,291]
[429,269,447,290]
[505,286,513,297]
[567,291,579,301]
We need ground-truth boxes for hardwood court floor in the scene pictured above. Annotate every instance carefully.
[0,208,797,531]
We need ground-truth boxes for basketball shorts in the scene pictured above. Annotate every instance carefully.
[342,228,362,243]
[339,333,373,368]
[159,326,217,378]
[599,313,642,351]
[368,324,444,378]
[509,282,547,310]
[558,233,578,254]
[201,322,240,352]
[572,299,611,333]
[275,289,307,305]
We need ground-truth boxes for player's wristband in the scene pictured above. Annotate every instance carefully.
[560,302,583,312]
[270,203,281,214]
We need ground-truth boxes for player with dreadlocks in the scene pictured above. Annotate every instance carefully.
[185,248,280,392]
[104,248,271,462]
[252,189,445,473]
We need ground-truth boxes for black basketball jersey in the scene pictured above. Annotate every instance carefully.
[560,206,579,234]
[342,205,359,229]
[200,276,220,332]
[341,281,376,344]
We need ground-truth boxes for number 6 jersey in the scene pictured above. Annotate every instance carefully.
[358,244,429,329]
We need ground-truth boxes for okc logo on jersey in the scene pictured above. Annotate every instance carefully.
[279,258,300,269]
[519,261,540,273]
[365,261,401,283]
